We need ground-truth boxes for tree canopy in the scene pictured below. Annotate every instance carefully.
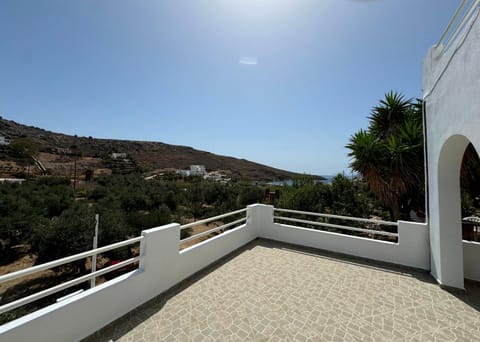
[346,92,424,220]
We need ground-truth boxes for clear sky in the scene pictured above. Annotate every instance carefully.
[0,0,460,175]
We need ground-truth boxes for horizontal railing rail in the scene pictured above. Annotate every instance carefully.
[0,257,141,315]
[180,208,247,230]
[0,236,143,316]
[436,0,480,53]
[179,208,247,245]
[0,236,143,285]
[180,217,247,243]
[274,208,398,226]
[274,208,398,238]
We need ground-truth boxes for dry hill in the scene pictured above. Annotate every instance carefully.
[0,116,312,181]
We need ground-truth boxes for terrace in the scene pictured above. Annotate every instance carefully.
[1,203,479,341]
[2,1,480,340]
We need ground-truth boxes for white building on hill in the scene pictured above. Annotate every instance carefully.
[0,136,10,145]
[189,165,206,176]
[111,153,127,160]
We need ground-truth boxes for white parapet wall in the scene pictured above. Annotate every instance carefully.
[264,223,430,270]
[255,205,430,270]
[0,204,431,341]
[463,241,480,282]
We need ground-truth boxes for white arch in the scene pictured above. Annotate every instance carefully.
[434,134,479,288]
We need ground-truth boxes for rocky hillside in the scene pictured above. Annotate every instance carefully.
[0,116,310,181]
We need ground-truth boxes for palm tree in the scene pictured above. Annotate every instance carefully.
[346,92,424,220]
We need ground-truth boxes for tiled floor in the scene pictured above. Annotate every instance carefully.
[85,239,480,341]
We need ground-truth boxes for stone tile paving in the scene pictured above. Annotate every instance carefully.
[85,239,480,341]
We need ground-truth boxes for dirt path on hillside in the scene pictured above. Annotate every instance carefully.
[0,254,55,298]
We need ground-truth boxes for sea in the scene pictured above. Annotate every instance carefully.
[267,175,336,186]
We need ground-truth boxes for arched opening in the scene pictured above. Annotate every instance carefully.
[460,143,480,283]
[436,135,470,288]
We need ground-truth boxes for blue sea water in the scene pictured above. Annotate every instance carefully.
[267,175,336,186]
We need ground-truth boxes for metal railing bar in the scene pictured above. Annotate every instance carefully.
[274,208,398,226]
[443,0,480,50]
[274,216,399,238]
[0,256,141,315]
[180,208,247,230]
[180,217,247,244]
[437,0,469,47]
[0,236,143,285]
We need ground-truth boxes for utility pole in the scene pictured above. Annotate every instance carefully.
[90,214,99,288]
[73,159,77,192]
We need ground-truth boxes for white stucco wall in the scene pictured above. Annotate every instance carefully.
[463,241,480,282]
[423,7,480,288]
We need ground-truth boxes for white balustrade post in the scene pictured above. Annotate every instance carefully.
[247,204,274,239]
[140,223,181,299]
[397,221,430,270]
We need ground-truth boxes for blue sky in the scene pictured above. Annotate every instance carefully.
[0,0,459,175]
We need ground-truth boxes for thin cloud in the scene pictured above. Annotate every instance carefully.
[239,57,258,65]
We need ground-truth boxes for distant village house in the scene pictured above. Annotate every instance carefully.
[177,165,206,177]
[203,170,230,183]
[0,178,25,184]
[0,136,10,146]
[111,152,127,160]
[177,169,191,177]
[176,165,229,183]
[190,165,206,176]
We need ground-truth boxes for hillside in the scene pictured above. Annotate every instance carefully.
[0,116,312,181]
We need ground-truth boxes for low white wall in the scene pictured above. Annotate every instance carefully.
[0,271,148,342]
[0,223,182,342]
[260,217,430,270]
[464,241,480,282]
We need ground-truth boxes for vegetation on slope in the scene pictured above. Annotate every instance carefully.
[0,116,304,181]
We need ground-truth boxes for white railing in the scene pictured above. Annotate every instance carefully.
[436,0,480,53]
[180,208,247,245]
[274,208,398,238]
[0,236,143,316]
